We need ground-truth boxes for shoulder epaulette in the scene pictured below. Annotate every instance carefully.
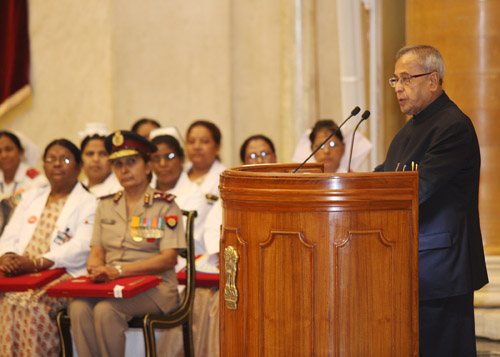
[150,192,176,204]
[26,168,40,179]
[99,191,123,202]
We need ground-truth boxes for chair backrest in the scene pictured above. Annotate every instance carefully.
[175,209,198,318]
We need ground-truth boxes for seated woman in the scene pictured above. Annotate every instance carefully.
[68,131,186,357]
[150,134,209,255]
[292,119,372,172]
[239,134,277,165]
[309,120,346,173]
[0,130,45,198]
[80,133,122,196]
[0,139,97,356]
[184,120,226,206]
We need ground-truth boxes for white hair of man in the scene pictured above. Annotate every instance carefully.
[396,45,445,84]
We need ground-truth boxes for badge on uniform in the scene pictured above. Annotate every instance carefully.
[54,228,73,245]
[130,216,165,242]
[165,216,178,230]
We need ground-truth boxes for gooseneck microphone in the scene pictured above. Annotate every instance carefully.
[346,110,370,173]
[293,106,361,173]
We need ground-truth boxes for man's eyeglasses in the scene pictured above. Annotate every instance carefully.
[388,72,433,87]
[151,153,176,163]
[44,157,72,165]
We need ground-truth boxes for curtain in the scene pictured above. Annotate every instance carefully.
[0,0,30,118]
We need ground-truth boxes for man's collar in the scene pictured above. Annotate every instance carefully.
[412,91,448,122]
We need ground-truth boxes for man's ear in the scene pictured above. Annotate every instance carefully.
[429,72,441,91]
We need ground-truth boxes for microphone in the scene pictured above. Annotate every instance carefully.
[346,110,370,172]
[293,106,361,173]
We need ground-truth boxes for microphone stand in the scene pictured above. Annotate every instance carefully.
[347,110,370,173]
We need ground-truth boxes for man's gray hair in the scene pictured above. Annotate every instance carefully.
[396,45,445,84]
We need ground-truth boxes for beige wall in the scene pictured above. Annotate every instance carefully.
[1,0,114,162]
[111,0,233,162]
[0,1,404,169]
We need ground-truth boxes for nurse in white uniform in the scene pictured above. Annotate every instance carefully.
[0,138,96,356]
[0,131,45,198]
[184,120,226,207]
[150,133,209,255]
[79,124,122,197]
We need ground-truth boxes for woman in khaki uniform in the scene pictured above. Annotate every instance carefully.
[68,131,186,357]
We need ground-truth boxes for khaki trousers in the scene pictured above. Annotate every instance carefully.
[68,288,168,357]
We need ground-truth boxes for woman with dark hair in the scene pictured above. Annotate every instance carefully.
[80,134,121,196]
[150,133,208,254]
[131,118,161,139]
[0,138,97,356]
[185,120,226,205]
[0,130,45,197]
[309,120,346,173]
[69,131,186,356]
[239,134,277,165]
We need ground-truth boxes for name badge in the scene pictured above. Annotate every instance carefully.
[54,229,73,245]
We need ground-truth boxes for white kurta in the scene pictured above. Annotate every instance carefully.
[0,162,47,197]
[0,182,97,277]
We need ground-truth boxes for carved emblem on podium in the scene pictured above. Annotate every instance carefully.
[224,246,239,310]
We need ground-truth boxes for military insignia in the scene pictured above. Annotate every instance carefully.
[101,218,116,225]
[205,193,219,204]
[144,193,152,205]
[131,216,143,241]
[153,192,175,203]
[131,216,165,241]
[112,131,124,146]
[165,215,178,229]
[113,191,123,203]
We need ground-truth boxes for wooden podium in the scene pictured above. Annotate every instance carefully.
[219,164,419,356]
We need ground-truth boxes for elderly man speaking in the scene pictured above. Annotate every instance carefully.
[375,45,488,356]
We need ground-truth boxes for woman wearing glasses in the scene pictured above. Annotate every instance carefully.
[150,134,209,255]
[309,120,346,173]
[239,134,277,165]
[0,138,97,356]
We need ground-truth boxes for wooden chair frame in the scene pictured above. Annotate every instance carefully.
[56,209,197,357]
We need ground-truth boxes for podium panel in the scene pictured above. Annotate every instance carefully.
[219,164,419,356]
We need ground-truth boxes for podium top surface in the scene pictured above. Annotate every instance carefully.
[219,163,418,212]
[221,163,418,191]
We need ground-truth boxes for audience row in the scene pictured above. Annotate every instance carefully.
[0,117,366,356]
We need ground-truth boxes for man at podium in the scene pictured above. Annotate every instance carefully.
[375,45,488,356]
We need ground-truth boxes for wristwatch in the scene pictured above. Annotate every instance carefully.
[114,265,123,277]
